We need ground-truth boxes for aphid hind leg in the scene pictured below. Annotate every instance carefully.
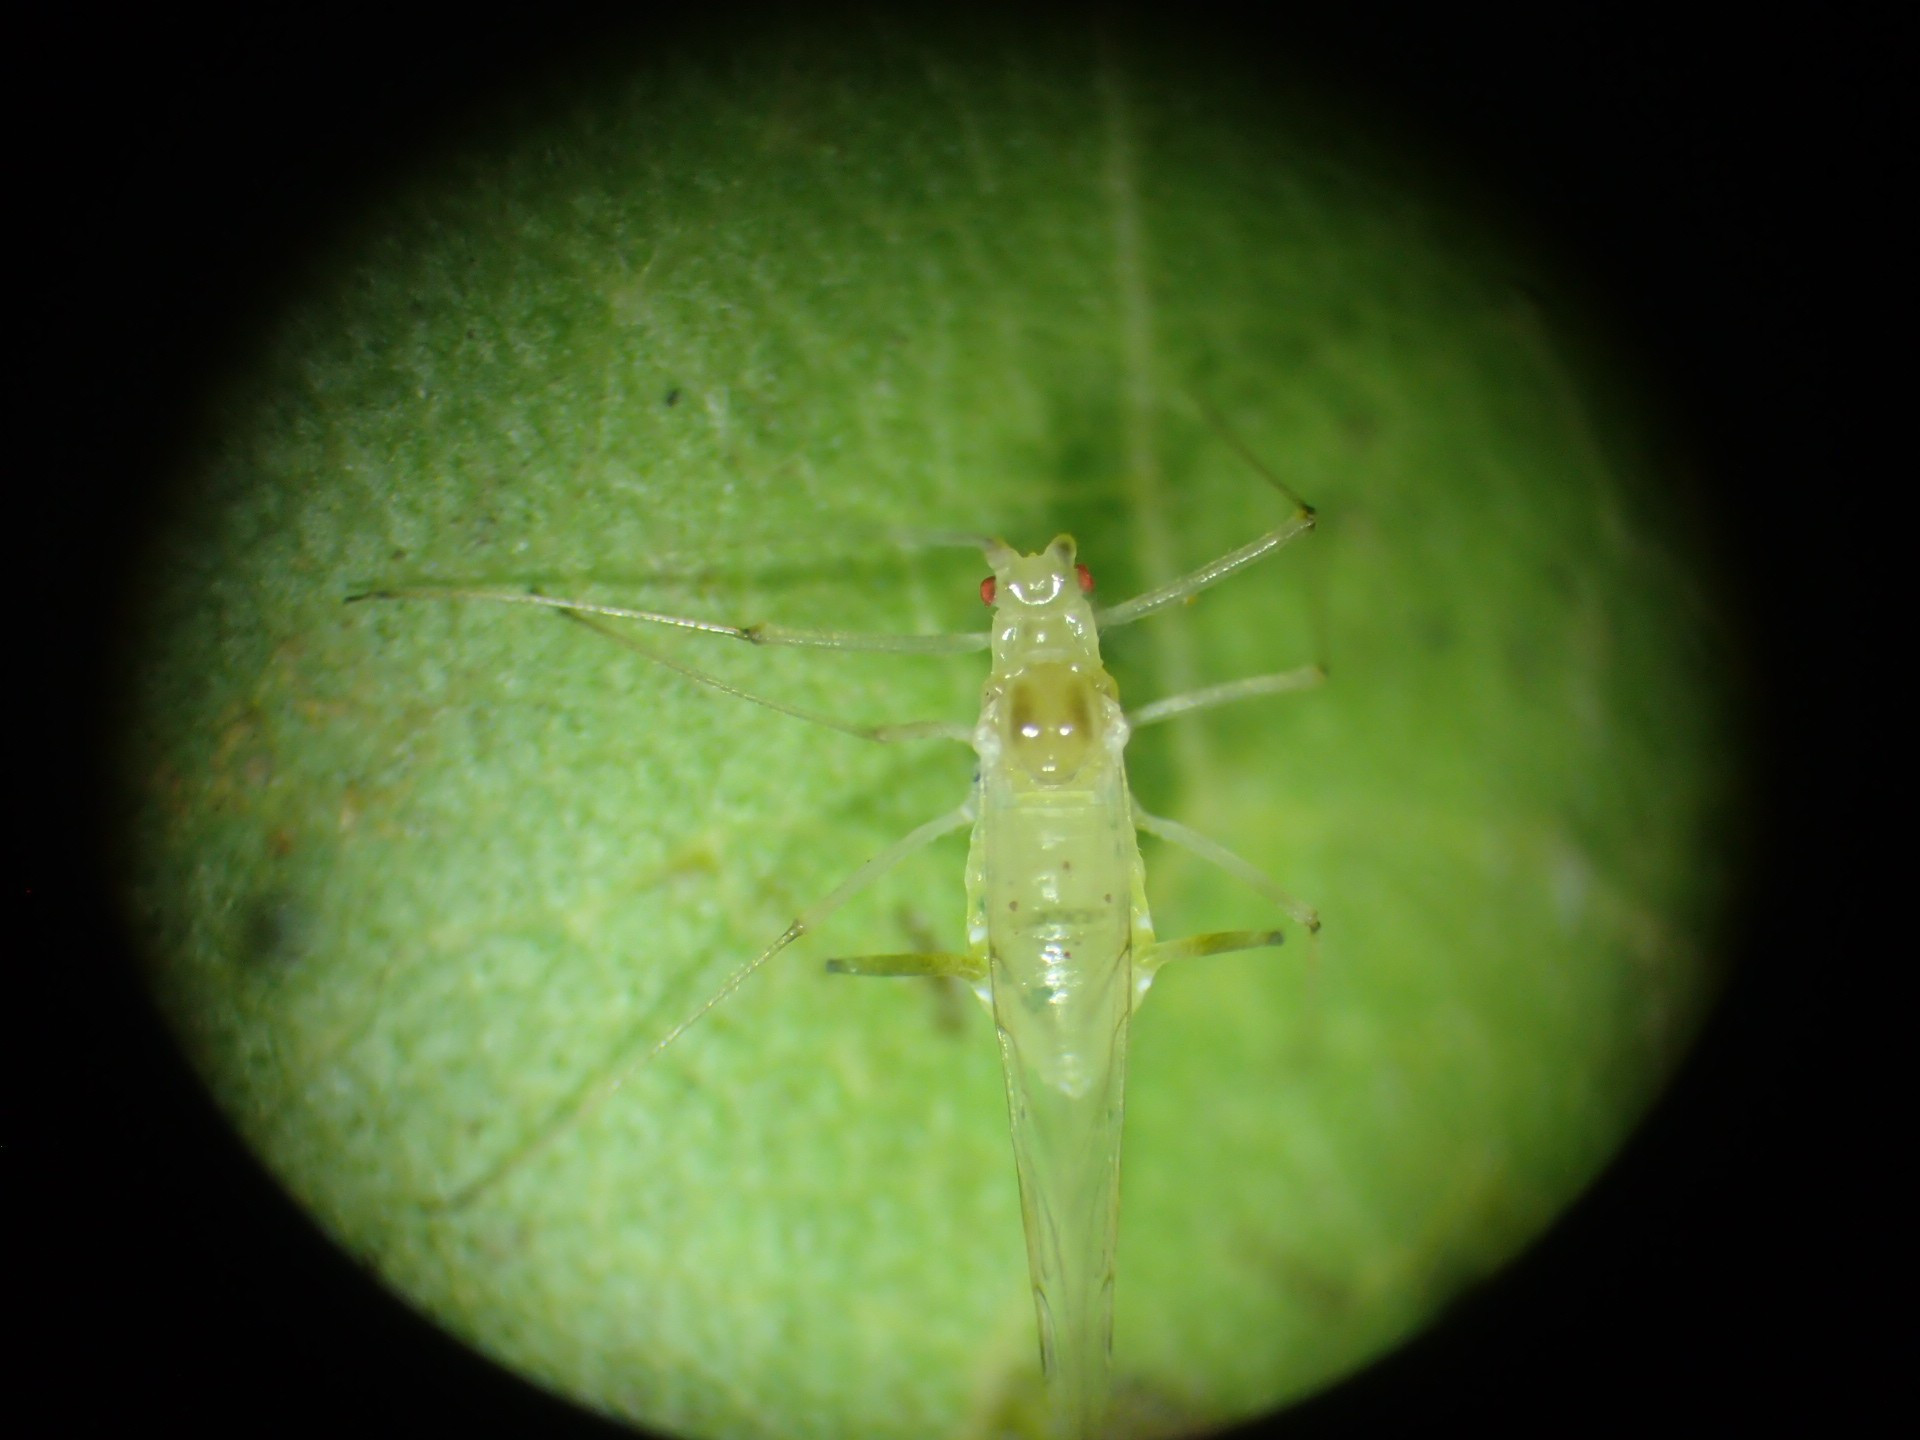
[1132,806,1319,933]
[425,805,974,1212]
[1133,929,1286,1005]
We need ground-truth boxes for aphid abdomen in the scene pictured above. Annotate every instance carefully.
[983,791,1134,1093]
[979,761,1139,1437]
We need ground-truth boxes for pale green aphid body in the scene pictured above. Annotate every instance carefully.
[970,537,1146,1439]
[356,452,1322,1440]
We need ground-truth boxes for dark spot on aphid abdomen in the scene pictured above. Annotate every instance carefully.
[1000,908,1129,1014]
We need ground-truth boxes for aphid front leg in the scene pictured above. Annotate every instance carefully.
[348,581,992,656]
[1094,394,1318,633]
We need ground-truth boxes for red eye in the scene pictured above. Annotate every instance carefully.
[980,576,997,605]
[1075,563,1094,593]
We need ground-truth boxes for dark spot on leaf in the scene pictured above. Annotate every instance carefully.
[240,892,311,972]
[664,387,681,407]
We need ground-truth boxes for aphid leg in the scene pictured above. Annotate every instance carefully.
[883,528,999,555]
[558,611,973,745]
[1093,499,1313,630]
[427,805,974,1212]
[347,582,991,656]
[823,950,989,1029]
[824,951,987,982]
[1093,504,1315,629]
[1124,665,1325,731]
[1134,929,1286,1005]
[1131,810,1321,1026]
[1095,396,1317,631]
[1131,806,1319,933]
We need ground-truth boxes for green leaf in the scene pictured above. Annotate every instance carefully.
[114,18,1743,1440]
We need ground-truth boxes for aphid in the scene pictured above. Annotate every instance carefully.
[351,433,1322,1440]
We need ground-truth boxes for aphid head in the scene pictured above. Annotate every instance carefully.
[979,535,1094,609]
